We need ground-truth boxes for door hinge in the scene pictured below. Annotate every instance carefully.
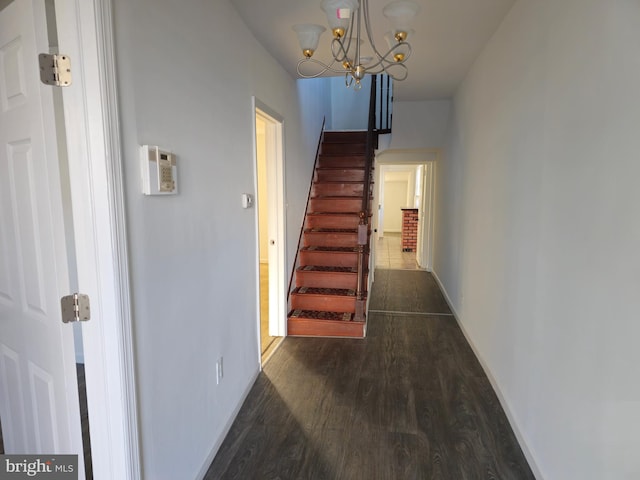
[60,293,90,323]
[38,53,72,87]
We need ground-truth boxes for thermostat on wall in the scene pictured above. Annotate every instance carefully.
[140,145,178,195]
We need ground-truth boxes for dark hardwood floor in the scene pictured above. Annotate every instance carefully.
[368,269,452,315]
[76,363,93,480]
[205,270,535,479]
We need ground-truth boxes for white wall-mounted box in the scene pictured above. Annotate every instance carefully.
[140,145,178,195]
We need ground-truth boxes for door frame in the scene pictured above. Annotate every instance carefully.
[417,162,435,271]
[54,0,140,478]
[374,148,440,272]
[252,98,287,351]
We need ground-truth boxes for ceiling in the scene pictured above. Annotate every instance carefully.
[229,0,515,101]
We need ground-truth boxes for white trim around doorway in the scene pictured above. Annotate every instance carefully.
[252,98,287,363]
[55,0,140,477]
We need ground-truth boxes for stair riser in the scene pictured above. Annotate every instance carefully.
[306,215,360,229]
[309,198,362,212]
[316,168,364,182]
[316,169,365,182]
[290,294,356,313]
[321,143,366,155]
[318,155,366,168]
[287,318,365,338]
[296,271,358,289]
[299,250,360,268]
[304,233,358,247]
[323,132,368,144]
[312,183,364,197]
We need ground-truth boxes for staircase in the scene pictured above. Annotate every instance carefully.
[287,131,372,338]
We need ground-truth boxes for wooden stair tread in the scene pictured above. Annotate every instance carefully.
[305,228,357,233]
[311,194,365,198]
[306,212,372,217]
[298,265,357,273]
[288,310,359,322]
[301,246,359,252]
[316,166,365,170]
[307,212,359,216]
[314,181,365,184]
[291,287,356,297]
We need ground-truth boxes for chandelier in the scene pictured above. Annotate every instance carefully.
[293,0,420,89]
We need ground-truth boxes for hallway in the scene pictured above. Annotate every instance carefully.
[375,233,423,270]
[205,270,534,479]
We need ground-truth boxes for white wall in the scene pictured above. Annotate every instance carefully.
[113,1,323,478]
[382,180,408,233]
[329,75,371,131]
[389,100,451,149]
[297,77,332,135]
[435,1,640,479]
[379,167,419,233]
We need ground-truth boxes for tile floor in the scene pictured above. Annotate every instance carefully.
[374,232,423,270]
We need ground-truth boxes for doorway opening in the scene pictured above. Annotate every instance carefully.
[254,102,286,364]
[374,162,435,271]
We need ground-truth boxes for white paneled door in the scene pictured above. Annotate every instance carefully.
[0,0,84,469]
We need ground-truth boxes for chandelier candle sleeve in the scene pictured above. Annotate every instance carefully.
[383,1,421,38]
[293,24,326,57]
[321,0,359,37]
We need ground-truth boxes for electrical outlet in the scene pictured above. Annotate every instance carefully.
[216,357,224,385]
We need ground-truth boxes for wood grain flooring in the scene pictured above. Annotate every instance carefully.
[368,269,452,315]
[205,270,534,479]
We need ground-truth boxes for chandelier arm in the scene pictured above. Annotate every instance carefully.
[296,58,349,78]
[331,38,350,62]
[365,62,408,81]
[363,41,413,72]
[331,15,356,63]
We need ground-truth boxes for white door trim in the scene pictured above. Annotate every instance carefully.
[55,0,140,478]
[419,162,435,271]
[252,98,287,349]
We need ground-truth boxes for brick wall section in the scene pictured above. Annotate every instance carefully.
[401,208,419,252]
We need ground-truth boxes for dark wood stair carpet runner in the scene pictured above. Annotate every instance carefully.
[292,287,356,296]
[302,246,359,252]
[300,265,357,273]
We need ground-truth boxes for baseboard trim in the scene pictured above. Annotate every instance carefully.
[195,368,261,480]
[431,270,545,480]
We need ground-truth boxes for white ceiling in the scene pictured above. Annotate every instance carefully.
[229,0,515,101]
